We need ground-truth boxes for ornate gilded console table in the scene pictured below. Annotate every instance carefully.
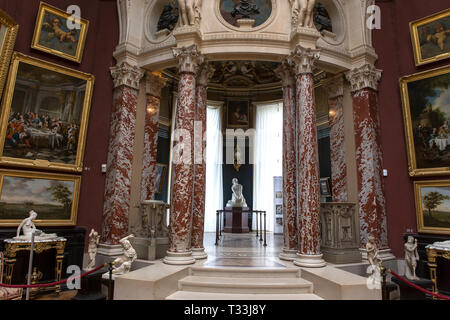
[2,237,67,293]
[426,240,450,296]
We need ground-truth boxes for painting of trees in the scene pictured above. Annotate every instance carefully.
[47,183,73,213]
[423,191,450,218]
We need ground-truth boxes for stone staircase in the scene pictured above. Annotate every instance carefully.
[165,266,323,300]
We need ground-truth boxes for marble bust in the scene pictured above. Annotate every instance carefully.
[226,178,247,207]
[14,210,57,240]
[404,236,420,280]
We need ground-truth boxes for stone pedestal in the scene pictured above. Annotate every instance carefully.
[237,19,255,29]
[224,207,249,233]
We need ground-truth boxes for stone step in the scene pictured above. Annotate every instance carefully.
[189,266,301,278]
[178,276,313,294]
[166,291,323,300]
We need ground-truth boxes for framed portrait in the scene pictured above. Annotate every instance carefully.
[414,180,450,235]
[400,65,450,176]
[275,191,282,199]
[155,163,167,194]
[410,9,450,66]
[0,52,95,173]
[320,177,331,197]
[0,9,18,99]
[0,169,80,227]
[227,100,249,128]
[275,204,282,216]
[31,2,89,63]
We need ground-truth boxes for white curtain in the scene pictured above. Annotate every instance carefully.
[204,104,223,232]
[253,101,283,232]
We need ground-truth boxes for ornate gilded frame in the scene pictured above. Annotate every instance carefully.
[0,52,95,173]
[0,9,18,99]
[31,2,89,63]
[410,8,450,66]
[399,65,450,177]
[0,169,81,227]
[414,180,450,236]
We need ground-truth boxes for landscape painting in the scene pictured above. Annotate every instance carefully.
[32,2,89,63]
[415,181,450,235]
[400,65,450,176]
[0,52,94,172]
[0,170,80,226]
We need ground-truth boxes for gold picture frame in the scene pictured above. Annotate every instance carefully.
[410,8,450,66]
[0,52,95,173]
[414,180,450,235]
[399,65,450,177]
[0,169,80,227]
[0,8,18,98]
[31,2,89,63]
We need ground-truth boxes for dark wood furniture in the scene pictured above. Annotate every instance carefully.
[224,206,249,233]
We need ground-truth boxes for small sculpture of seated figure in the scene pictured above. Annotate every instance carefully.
[226,178,248,207]
[14,210,57,240]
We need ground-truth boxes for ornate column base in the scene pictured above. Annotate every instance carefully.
[293,253,327,268]
[191,247,208,260]
[163,251,196,265]
[359,248,396,261]
[279,248,298,261]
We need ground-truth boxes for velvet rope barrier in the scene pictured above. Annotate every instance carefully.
[0,263,108,289]
[388,269,450,300]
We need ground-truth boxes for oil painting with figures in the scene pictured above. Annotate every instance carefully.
[227,100,249,128]
[0,53,94,172]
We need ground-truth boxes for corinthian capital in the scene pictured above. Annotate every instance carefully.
[110,62,145,90]
[274,60,295,88]
[324,74,344,99]
[172,44,204,75]
[288,45,320,75]
[345,64,382,92]
[146,72,167,98]
[197,61,215,87]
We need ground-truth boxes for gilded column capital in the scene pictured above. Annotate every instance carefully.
[324,74,344,99]
[197,61,215,87]
[172,44,204,75]
[145,72,167,98]
[345,64,382,92]
[110,62,145,90]
[274,60,296,88]
[287,45,320,75]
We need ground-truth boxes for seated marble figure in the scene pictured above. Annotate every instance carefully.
[226,178,247,208]
[14,210,57,240]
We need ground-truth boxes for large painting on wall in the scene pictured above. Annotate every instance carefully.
[0,52,95,173]
[410,9,450,66]
[414,180,450,235]
[0,9,18,99]
[31,2,89,63]
[400,65,450,177]
[0,169,80,226]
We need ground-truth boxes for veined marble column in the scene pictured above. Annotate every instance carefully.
[326,75,348,202]
[140,72,167,202]
[100,62,144,252]
[289,46,326,268]
[275,61,298,261]
[345,64,393,260]
[164,45,204,265]
[191,62,215,260]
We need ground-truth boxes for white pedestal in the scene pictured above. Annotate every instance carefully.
[279,248,298,261]
[163,251,196,265]
[293,253,327,268]
[191,247,208,260]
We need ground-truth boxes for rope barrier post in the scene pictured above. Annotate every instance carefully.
[380,266,388,300]
[220,211,223,237]
[25,231,36,300]
[108,262,114,300]
[259,212,263,242]
[255,211,258,238]
[263,212,267,247]
[215,211,219,246]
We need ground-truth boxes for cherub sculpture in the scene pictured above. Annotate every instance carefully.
[289,0,316,28]
[112,234,137,275]
[366,235,382,287]
[404,236,420,280]
[86,229,100,271]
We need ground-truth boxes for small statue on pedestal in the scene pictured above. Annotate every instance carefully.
[366,235,382,288]
[226,178,247,207]
[85,229,100,271]
[14,210,57,240]
[112,234,137,275]
[404,236,420,280]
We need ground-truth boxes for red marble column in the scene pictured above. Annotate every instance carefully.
[164,45,204,265]
[345,64,393,259]
[326,75,348,202]
[191,62,215,260]
[100,62,144,249]
[140,72,167,202]
[289,46,326,267]
[275,61,298,261]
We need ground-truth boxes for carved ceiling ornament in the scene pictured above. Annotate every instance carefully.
[289,0,317,28]
[197,61,216,87]
[288,45,321,75]
[177,0,202,27]
[146,71,168,98]
[345,63,382,92]
[110,62,145,90]
[172,44,204,75]
[274,60,295,88]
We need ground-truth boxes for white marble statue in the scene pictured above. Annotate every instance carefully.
[366,235,382,287]
[86,229,100,271]
[177,0,202,26]
[226,178,247,207]
[404,236,420,280]
[290,0,316,28]
[112,234,137,275]
[14,210,57,240]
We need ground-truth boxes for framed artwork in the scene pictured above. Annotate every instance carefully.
[227,100,249,128]
[410,9,450,66]
[155,163,167,194]
[414,180,450,235]
[31,2,89,63]
[320,177,331,197]
[400,65,450,176]
[0,52,95,173]
[0,169,80,227]
[275,191,282,199]
[275,204,282,215]
[0,9,18,99]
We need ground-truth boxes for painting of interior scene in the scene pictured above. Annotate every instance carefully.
[417,12,450,60]
[220,0,272,27]
[3,61,87,164]
[420,186,450,229]
[0,175,74,220]
[408,71,450,169]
